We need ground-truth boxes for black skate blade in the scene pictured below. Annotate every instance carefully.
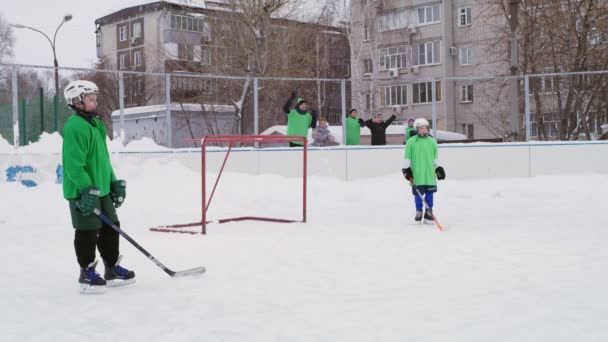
[170,266,206,278]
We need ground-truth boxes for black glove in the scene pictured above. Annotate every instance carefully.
[290,91,297,100]
[402,167,413,181]
[436,166,446,180]
[110,180,127,208]
[76,186,101,216]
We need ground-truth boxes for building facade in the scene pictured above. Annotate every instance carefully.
[350,0,510,139]
[95,0,351,141]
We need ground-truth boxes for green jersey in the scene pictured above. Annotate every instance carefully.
[345,117,362,145]
[62,115,116,200]
[286,109,312,146]
[405,135,438,186]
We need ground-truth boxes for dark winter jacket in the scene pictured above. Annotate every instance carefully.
[365,115,397,145]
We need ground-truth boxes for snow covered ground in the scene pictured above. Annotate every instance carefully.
[2,138,608,341]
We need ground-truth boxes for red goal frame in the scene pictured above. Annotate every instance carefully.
[150,135,307,234]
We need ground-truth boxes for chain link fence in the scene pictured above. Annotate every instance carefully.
[1,63,607,147]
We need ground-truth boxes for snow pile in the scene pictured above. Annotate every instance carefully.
[0,134,13,153]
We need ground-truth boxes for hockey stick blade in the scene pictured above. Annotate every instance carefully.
[169,266,207,278]
[94,209,206,278]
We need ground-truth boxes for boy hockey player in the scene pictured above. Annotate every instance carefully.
[283,91,317,147]
[62,80,135,293]
[402,118,446,222]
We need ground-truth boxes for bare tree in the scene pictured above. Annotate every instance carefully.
[485,0,608,140]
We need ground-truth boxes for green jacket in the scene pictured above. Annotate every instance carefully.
[62,114,116,200]
[286,109,313,146]
[405,135,438,186]
[345,117,364,145]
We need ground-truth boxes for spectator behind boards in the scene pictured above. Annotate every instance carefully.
[311,117,337,147]
[283,92,317,147]
[404,117,417,144]
[364,112,397,145]
[345,109,365,145]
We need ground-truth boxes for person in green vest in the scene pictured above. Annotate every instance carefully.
[283,91,317,147]
[402,118,446,223]
[403,117,417,144]
[345,109,365,145]
[62,80,135,294]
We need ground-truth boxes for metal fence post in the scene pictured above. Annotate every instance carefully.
[12,65,19,147]
[118,72,125,145]
[341,79,347,145]
[165,73,172,148]
[253,77,259,134]
[524,75,531,142]
[431,77,437,137]
[39,87,44,135]
[53,95,59,133]
[20,99,26,146]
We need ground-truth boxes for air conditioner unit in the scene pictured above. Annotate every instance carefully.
[407,23,417,35]
[410,66,420,74]
[389,68,399,78]
[449,47,457,56]
[131,36,140,44]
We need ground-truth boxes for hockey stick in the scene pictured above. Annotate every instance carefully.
[409,181,444,232]
[93,209,206,277]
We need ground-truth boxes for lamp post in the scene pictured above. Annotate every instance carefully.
[11,14,73,132]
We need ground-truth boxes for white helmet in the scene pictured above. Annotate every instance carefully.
[64,80,99,106]
[414,118,430,128]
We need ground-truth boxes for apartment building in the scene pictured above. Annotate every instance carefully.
[351,0,509,139]
[94,0,350,144]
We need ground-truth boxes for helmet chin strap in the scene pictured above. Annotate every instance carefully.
[69,104,98,120]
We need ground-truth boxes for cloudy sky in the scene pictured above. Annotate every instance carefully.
[3,0,344,68]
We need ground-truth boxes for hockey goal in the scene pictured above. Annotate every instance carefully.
[150,135,307,234]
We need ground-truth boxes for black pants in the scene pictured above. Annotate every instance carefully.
[74,223,120,269]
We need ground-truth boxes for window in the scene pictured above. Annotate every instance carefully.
[119,54,127,69]
[96,32,101,47]
[413,81,441,104]
[342,59,351,77]
[459,7,472,26]
[133,51,142,66]
[169,13,207,34]
[202,21,211,42]
[413,41,440,66]
[461,85,473,102]
[134,79,144,96]
[459,47,472,65]
[178,43,193,61]
[380,84,407,106]
[365,92,374,110]
[132,22,142,38]
[363,59,373,74]
[200,47,211,65]
[378,11,408,32]
[364,24,371,40]
[529,76,558,95]
[379,45,407,70]
[119,25,128,41]
[417,5,441,25]
[462,124,474,138]
[201,79,213,94]
[221,21,232,38]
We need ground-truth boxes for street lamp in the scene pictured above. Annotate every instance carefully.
[11,14,73,131]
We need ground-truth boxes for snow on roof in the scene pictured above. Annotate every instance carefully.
[111,103,235,117]
[261,124,467,142]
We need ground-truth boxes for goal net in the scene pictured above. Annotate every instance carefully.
[150,135,307,234]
